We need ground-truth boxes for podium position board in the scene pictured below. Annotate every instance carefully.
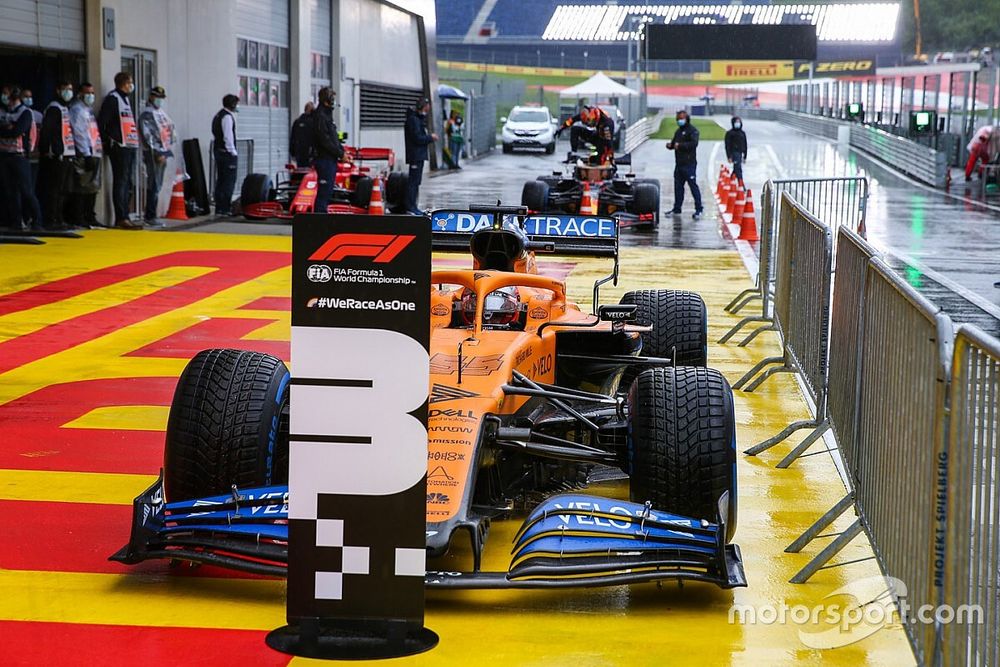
[267,214,436,659]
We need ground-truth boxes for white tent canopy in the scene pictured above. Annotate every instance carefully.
[558,72,638,99]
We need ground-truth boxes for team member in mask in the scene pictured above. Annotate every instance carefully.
[211,94,240,217]
[310,87,344,213]
[0,87,43,230]
[724,116,748,182]
[139,86,174,226]
[68,82,102,227]
[665,109,702,219]
[37,81,76,229]
[99,72,142,228]
[19,87,43,204]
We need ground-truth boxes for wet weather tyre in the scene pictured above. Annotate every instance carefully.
[620,289,707,366]
[521,180,550,211]
[240,173,273,219]
[627,367,738,541]
[351,176,373,208]
[385,172,408,212]
[632,183,659,216]
[163,349,290,502]
[632,178,660,227]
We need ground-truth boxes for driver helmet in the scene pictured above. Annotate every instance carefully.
[581,106,600,126]
[461,286,521,326]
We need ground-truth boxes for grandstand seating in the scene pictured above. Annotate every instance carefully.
[485,0,561,38]
[435,0,486,38]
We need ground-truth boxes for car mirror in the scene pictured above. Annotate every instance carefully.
[616,154,631,165]
[552,170,561,176]
[500,116,508,123]
[598,304,637,323]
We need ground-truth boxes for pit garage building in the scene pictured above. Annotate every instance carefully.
[0,0,438,219]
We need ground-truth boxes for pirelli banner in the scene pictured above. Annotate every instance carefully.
[698,58,876,82]
[268,215,436,659]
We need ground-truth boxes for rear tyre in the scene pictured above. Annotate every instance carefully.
[351,175,373,208]
[385,172,408,213]
[521,180,550,211]
[163,349,290,502]
[240,173,273,220]
[627,367,737,542]
[620,289,707,366]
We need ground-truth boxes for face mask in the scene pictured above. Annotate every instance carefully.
[677,118,687,127]
[83,93,95,106]
[124,83,134,94]
[734,122,742,129]
[0,94,8,105]
[23,97,33,107]
[153,98,164,109]
[60,89,74,103]
[232,105,239,113]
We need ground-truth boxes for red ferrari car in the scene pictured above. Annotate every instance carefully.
[239,146,408,220]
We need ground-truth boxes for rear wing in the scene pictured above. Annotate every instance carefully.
[429,204,619,310]
[429,206,618,258]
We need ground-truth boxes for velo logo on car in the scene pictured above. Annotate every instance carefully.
[309,232,415,263]
[280,214,433,649]
[430,211,616,238]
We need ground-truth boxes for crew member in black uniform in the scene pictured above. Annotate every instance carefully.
[289,101,314,167]
[666,110,702,219]
[211,94,240,216]
[724,116,748,182]
[37,81,77,229]
[555,105,615,164]
[311,87,344,212]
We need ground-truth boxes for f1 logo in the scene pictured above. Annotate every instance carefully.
[309,233,415,263]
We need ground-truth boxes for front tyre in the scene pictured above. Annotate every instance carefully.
[627,367,737,542]
[620,289,708,366]
[164,349,290,502]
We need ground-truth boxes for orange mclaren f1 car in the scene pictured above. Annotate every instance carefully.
[113,205,744,590]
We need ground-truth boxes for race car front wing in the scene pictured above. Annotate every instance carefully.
[111,474,746,589]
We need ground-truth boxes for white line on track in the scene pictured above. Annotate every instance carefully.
[764,144,790,180]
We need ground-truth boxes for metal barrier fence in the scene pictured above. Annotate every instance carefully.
[735,194,833,456]
[467,91,497,158]
[773,237,951,664]
[941,325,1000,666]
[726,182,1000,664]
[849,124,949,188]
[721,176,868,350]
[621,111,666,154]
[774,110,950,187]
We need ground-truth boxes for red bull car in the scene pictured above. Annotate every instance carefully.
[522,151,661,230]
[239,146,408,220]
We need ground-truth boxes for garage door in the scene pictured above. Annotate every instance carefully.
[234,0,290,180]
[309,0,332,102]
[0,0,85,53]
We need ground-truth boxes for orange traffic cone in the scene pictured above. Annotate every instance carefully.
[718,178,730,213]
[165,170,188,221]
[580,182,597,215]
[739,189,759,241]
[368,175,384,215]
[730,188,746,225]
[716,166,728,201]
